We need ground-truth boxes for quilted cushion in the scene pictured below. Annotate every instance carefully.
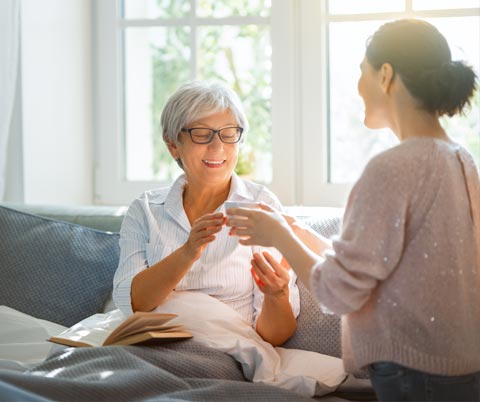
[282,211,343,357]
[0,206,120,327]
[283,210,370,378]
[283,282,342,357]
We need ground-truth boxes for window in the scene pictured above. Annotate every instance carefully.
[94,0,279,205]
[94,0,480,206]
[326,1,480,185]
[301,0,480,205]
[122,0,272,184]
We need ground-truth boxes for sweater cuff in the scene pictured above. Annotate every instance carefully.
[310,260,335,315]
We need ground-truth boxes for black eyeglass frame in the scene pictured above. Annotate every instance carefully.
[180,127,244,144]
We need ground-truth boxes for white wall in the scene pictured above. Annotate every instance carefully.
[3,63,23,203]
[19,0,93,205]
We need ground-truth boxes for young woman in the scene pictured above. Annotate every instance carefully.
[227,19,480,401]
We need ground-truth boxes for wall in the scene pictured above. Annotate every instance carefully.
[3,63,23,202]
[10,0,93,205]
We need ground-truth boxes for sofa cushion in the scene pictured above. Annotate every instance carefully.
[282,282,341,357]
[0,206,120,327]
[0,202,127,232]
[281,209,343,357]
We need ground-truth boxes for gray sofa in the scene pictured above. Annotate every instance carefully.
[0,203,375,401]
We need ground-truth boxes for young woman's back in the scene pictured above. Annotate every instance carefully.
[322,137,480,376]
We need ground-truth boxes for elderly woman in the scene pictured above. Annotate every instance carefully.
[113,81,299,346]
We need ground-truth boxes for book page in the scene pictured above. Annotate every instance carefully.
[116,324,185,338]
[48,310,185,347]
[104,312,177,345]
[49,330,109,348]
[110,330,192,346]
[48,310,126,347]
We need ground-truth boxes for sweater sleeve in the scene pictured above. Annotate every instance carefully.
[311,153,412,315]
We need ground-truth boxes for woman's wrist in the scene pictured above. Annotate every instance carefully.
[274,223,297,254]
[289,220,308,237]
[269,278,290,298]
[263,288,290,303]
[178,243,200,263]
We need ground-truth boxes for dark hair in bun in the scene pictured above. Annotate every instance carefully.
[366,19,477,117]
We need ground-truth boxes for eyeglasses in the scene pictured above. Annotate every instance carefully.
[180,127,243,144]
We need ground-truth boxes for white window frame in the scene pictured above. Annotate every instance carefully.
[93,0,480,207]
[93,0,300,206]
[299,0,480,207]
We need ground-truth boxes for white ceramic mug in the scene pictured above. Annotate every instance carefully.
[224,201,259,215]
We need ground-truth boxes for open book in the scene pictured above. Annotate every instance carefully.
[48,309,192,347]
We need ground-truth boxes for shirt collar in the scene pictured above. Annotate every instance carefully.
[162,174,190,231]
[147,174,186,206]
[227,173,256,202]
[154,173,256,231]
[158,172,255,205]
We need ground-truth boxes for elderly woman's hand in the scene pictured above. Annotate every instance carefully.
[250,251,290,297]
[182,212,225,261]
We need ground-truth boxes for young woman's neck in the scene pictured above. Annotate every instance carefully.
[389,88,449,142]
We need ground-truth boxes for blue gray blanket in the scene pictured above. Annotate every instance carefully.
[0,340,374,401]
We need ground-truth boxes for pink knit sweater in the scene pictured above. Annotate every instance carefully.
[311,137,480,376]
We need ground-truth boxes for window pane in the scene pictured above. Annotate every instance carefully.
[329,20,397,184]
[428,16,480,167]
[198,24,272,183]
[197,0,271,18]
[329,16,480,183]
[328,0,404,15]
[123,0,190,19]
[124,27,190,181]
[413,0,480,10]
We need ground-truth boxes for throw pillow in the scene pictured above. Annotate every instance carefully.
[282,282,341,357]
[282,212,342,357]
[0,206,120,327]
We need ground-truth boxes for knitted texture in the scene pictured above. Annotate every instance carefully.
[282,282,341,358]
[0,342,318,402]
[311,138,480,376]
[283,212,342,357]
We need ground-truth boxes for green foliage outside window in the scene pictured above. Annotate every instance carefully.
[149,0,271,182]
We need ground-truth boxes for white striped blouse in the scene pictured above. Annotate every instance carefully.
[113,173,300,326]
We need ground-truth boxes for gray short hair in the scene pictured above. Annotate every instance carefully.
[161,81,249,145]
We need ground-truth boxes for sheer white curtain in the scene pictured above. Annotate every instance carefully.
[0,0,20,200]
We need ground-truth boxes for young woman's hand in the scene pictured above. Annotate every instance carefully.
[256,204,333,257]
[226,203,293,248]
[250,252,290,297]
[257,203,298,226]
[182,212,225,260]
